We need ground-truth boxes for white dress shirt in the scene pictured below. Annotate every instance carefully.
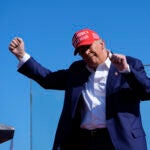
[18,53,30,68]
[80,57,111,130]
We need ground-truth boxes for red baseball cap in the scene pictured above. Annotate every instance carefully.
[72,28,100,55]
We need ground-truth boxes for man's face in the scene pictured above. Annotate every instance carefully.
[78,40,108,69]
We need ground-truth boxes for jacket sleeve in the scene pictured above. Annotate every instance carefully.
[18,57,68,90]
[123,56,150,100]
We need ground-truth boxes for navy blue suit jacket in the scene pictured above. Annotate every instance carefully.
[18,56,150,150]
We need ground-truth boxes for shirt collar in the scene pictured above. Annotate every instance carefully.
[86,57,111,73]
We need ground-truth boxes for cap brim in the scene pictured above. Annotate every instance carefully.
[73,41,95,56]
[74,44,92,56]
[74,48,79,56]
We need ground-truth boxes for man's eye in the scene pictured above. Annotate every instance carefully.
[78,46,90,55]
[79,49,87,55]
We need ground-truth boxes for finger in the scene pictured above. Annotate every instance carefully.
[108,51,112,59]
[11,38,21,48]
[109,54,116,62]
[16,37,23,43]
[9,45,14,51]
[9,44,18,51]
[110,55,122,64]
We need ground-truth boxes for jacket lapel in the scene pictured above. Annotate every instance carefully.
[106,64,121,96]
[71,68,91,118]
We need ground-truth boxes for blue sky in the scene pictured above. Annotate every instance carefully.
[0,0,150,149]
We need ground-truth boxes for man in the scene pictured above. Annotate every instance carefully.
[9,28,150,150]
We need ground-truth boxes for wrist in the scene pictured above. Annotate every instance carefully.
[119,64,130,73]
[17,52,26,61]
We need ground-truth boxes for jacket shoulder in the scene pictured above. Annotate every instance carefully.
[126,56,143,66]
[69,60,86,71]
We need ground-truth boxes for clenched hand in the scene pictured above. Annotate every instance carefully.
[109,52,129,72]
[9,37,25,61]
